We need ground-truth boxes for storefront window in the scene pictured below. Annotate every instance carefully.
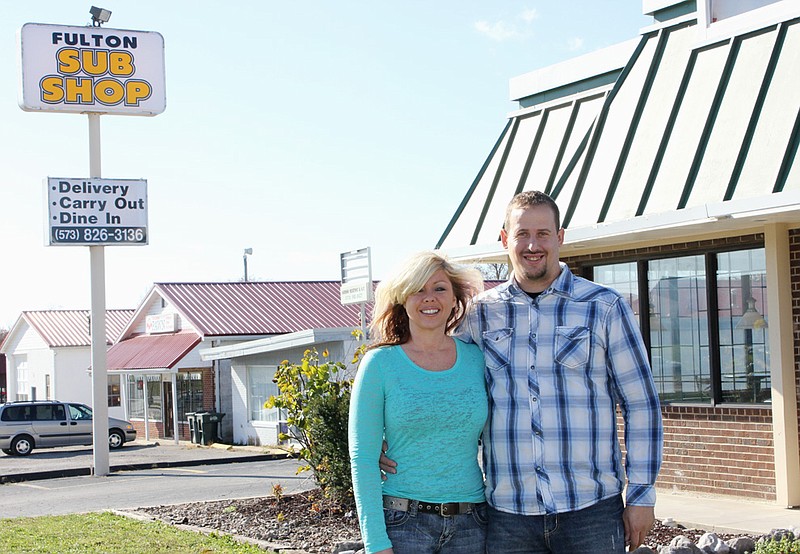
[248,366,284,422]
[146,376,162,421]
[591,247,769,405]
[15,355,29,401]
[648,255,710,402]
[125,374,163,420]
[593,262,640,323]
[127,375,144,418]
[717,249,770,403]
[107,374,121,407]
[177,371,203,420]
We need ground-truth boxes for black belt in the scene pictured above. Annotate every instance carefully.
[383,495,480,516]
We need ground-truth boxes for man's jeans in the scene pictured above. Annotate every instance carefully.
[486,495,625,554]
[384,502,488,553]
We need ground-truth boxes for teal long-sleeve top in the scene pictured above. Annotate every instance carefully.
[348,339,488,553]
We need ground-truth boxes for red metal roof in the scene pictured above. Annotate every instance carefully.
[106,331,201,370]
[154,282,373,336]
[22,310,134,347]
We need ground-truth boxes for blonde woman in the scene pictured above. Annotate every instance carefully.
[348,252,488,554]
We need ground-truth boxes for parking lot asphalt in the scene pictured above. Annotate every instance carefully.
[0,439,290,483]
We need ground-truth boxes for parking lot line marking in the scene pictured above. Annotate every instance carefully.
[159,468,206,474]
[10,482,50,490]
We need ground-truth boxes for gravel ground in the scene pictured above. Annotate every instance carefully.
[134,490,759,553]
[135,489,361,553]
[645,519,750,550]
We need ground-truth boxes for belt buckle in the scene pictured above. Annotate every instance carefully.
[439,503,452,517]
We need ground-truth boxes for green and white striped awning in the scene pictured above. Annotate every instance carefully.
[438,13,800,260]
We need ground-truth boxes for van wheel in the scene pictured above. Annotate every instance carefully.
[11,435,34,456]
[108,430,125,450]
[2,449,13,455]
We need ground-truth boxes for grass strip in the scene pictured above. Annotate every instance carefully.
[0,512,275,553]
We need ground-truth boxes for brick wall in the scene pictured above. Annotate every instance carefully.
[132,420,166,438]
[569,232,800,501]
[564,234,764,271]
[658,406,775,500]
[200,367,216,411]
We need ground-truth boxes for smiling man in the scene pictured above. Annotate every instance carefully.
[461,190,663,553]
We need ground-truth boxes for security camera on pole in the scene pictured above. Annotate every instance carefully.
[18,8,166,477]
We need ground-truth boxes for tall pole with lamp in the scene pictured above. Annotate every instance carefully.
[243,248,253,282]
[19,8,166,476]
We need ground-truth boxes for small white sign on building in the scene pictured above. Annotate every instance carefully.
[146,313,177,334]
[46,177,148,246]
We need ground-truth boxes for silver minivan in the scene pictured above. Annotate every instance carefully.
[0,401,137,456]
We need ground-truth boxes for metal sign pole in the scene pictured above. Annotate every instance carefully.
[88,113,109,476]
[360,302,367,341]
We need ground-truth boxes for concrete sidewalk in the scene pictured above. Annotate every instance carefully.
[655,489,800,535]
[0,439,291,483]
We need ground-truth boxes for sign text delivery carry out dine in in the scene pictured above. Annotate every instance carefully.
[46,177,148,245]
[19,23,165,115]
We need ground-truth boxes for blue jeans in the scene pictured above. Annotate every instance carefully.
[486,495,625,554]
[384,502,488,553]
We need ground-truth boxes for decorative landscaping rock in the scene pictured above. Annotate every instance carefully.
[696,532,730,553]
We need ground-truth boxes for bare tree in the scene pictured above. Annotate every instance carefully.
[475,263,509,281]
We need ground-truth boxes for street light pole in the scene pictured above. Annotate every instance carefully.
[243,248,252,282]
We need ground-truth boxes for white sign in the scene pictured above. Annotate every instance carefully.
[146,313,177,334]
[340,280,372,305]
[46,177,148,246]
[19,23,166,116]
[340,247,373,305]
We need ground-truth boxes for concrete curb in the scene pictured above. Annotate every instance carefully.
[112,509,304,553]
[0,450,293,484]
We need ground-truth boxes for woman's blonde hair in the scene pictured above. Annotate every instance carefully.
[370,251,483,348]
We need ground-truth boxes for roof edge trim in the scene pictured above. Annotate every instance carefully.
[199,327,357,361]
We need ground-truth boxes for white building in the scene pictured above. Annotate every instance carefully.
[1,310,133,419]
[105,281,368,446]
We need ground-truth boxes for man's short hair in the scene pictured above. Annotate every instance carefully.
[504,190,561,231]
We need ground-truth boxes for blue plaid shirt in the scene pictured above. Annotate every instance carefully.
[462,263,662,515]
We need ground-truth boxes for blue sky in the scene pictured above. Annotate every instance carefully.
[0,2,650,327]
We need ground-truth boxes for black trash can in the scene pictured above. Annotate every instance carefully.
[186,412,199,444]
[196,412,225,445]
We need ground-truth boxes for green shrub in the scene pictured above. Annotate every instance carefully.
[752,536,800,554]
[306,387,354,504]
[265,337,365,505]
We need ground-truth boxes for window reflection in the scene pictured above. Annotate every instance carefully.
[125,374,164,420]
[177,372,203,420]
[717,250,770,403]
[594,262,640,323]
[648,256,710,402]
[592,247,770,405]
[248,366,285,422]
